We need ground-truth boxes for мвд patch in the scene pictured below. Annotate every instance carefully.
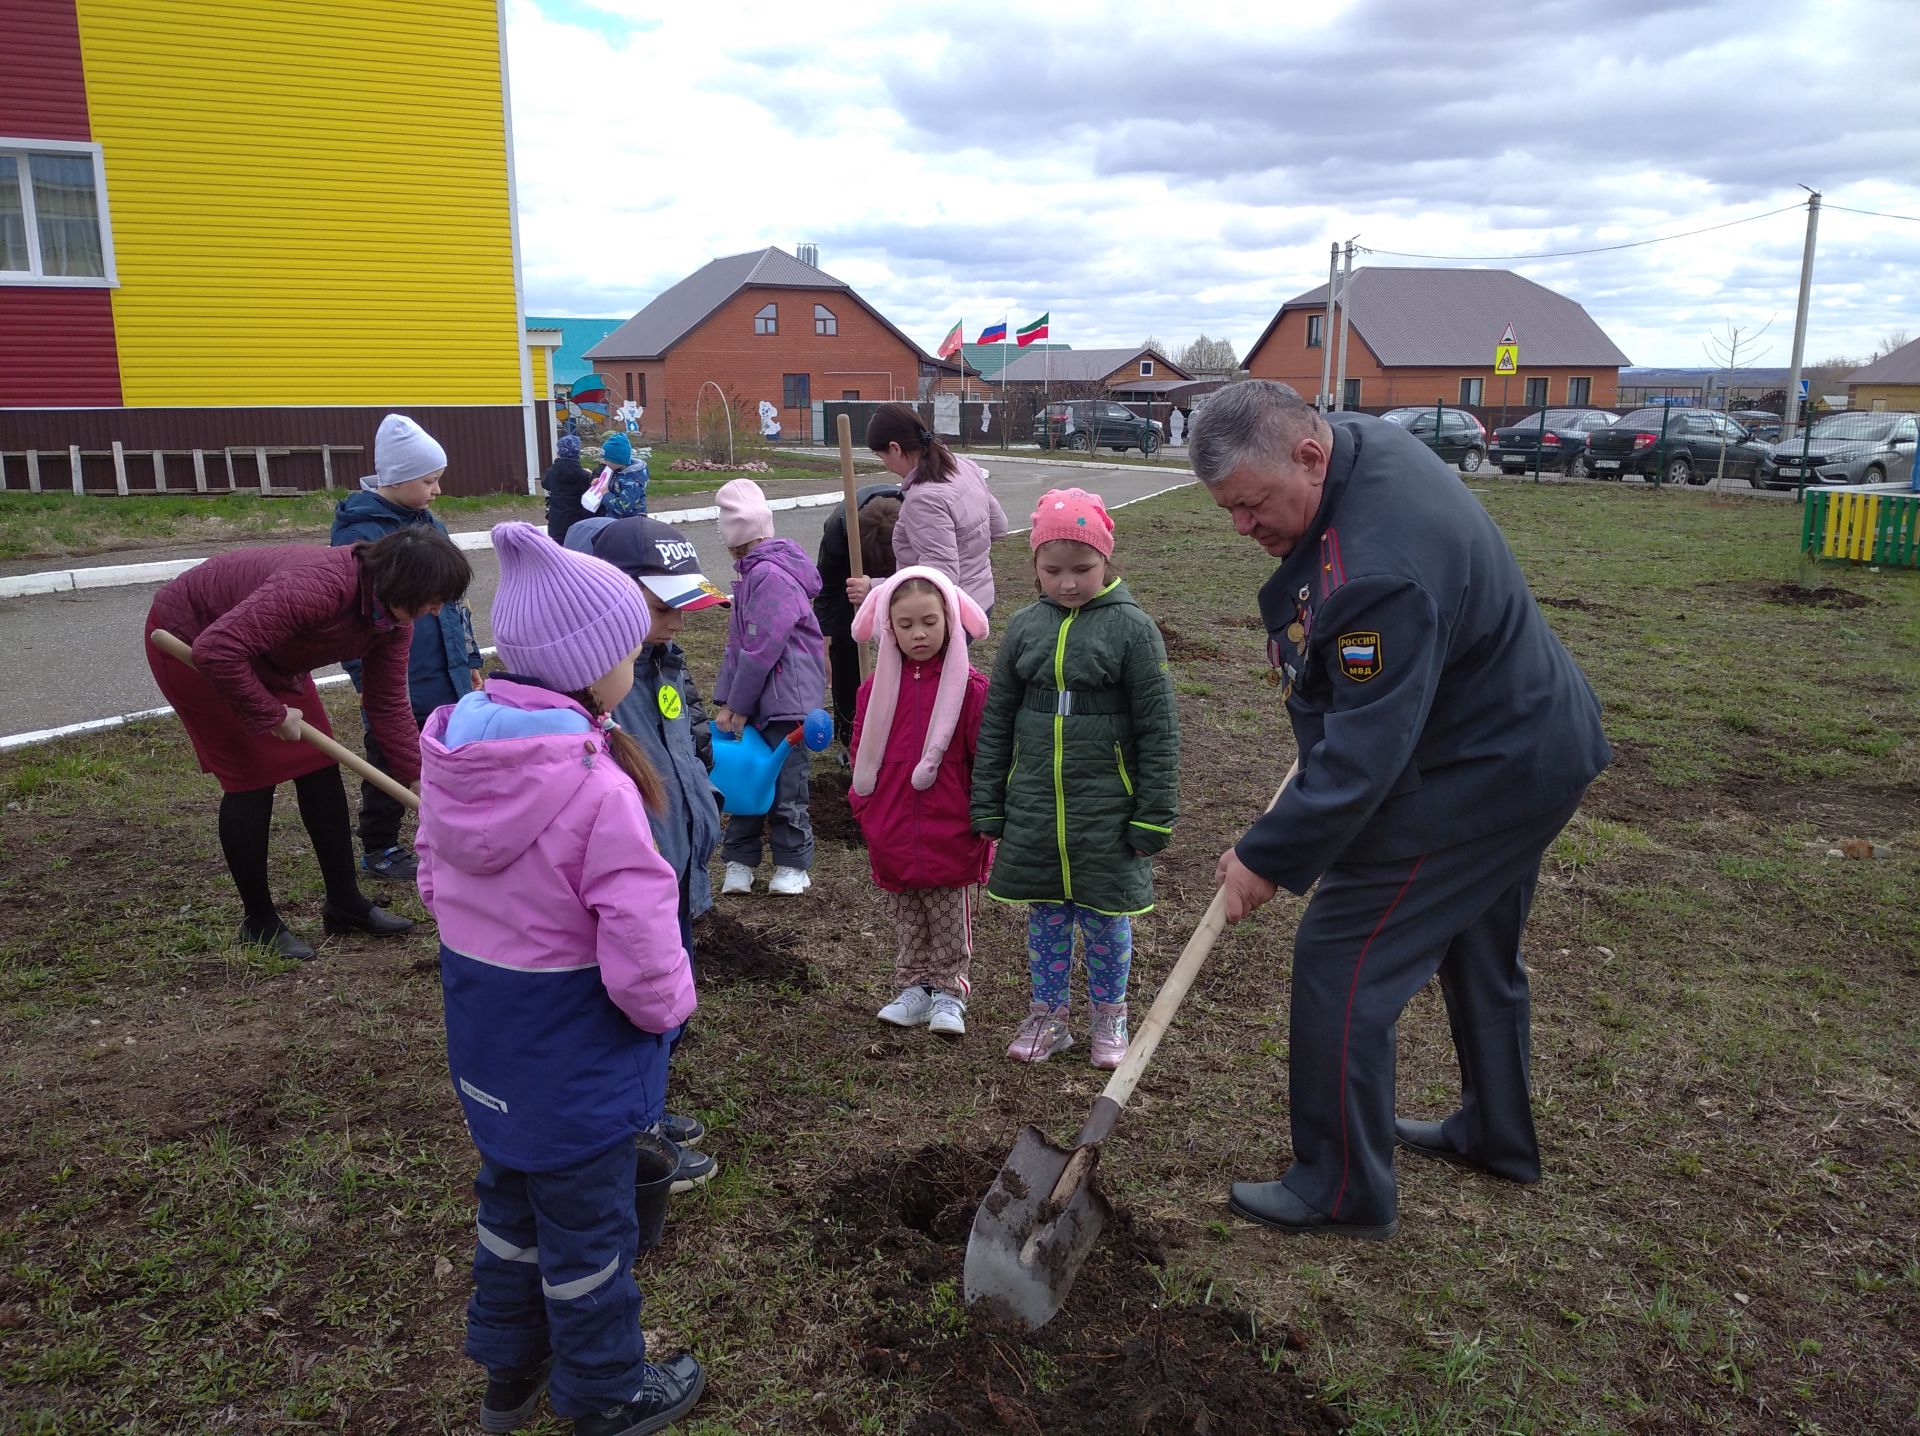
[1337,631,1381,682]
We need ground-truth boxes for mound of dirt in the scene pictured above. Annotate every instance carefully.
[817,1145,1345,1436]
[809,769,865,847]
[1756,581,1870,609]
[691,910,815,990]
[1155,620,1222,662]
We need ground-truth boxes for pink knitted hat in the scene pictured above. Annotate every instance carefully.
[1030,487,1115,556]
[489,522,648,692]
[716,478,775,548]
[849,565,989,796]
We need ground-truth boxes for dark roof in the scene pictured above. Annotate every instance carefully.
[1848,335,1920,385]
[994,346,1192,384]
[1247,267,1631,369]
[587,247,966,373]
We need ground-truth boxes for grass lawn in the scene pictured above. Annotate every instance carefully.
[2,483,1917,1433]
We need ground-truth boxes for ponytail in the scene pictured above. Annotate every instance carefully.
[865,401,958,485]
[570,685,667,811]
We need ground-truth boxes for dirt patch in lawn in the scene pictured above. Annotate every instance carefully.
[817,1144,1344,1436]
[1155,620,1222,662]
[809,768,865,847]
[1721,579,1872,609]
[691,909,815,991]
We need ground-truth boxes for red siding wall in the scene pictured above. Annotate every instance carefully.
[0,287,122,406]
[1,0,89,140]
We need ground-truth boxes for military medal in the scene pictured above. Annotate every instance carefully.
[1286,621,1305,645]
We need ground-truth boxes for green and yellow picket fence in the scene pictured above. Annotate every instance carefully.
[1801,487,1920,567]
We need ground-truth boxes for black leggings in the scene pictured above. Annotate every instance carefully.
[217,768,372,935]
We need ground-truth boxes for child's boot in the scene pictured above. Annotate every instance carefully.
[572,1353,705,1436]
[877,985,933,1027]
[479,1357,549,1433]
[721,861,755,895]
[1005,1002,1072,1063]
[928,990,967,1037]
[768,865,811,896]
[1090,1000,1130,1071]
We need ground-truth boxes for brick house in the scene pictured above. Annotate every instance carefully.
[585,248,969,442]
[1244,268,1629,419]
[990,345,1193,396]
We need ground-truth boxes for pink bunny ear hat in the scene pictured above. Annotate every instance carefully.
[848,564,989,796]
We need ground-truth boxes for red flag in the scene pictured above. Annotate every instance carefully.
[937,321,963,359]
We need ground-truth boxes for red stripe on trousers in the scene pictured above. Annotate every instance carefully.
[1330,854,1426,1219]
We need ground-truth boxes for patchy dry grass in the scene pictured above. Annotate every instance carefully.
[2,481,1917,1433]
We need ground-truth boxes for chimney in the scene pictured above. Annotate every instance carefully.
[796,242,820,268]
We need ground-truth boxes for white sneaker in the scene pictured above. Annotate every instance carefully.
[769,866,812,896]
[877,985,934,1027]
[721,862,755,895]
[927,991,967,1037]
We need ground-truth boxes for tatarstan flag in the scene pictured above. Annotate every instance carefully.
[1016,312,1050,346]
[936,321,962,359]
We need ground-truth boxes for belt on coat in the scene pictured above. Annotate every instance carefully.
[1020,688,1128,717]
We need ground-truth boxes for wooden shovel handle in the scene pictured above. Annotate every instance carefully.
[149,628,421,813]
[837,413,871,681]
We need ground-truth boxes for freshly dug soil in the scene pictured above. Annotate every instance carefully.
[691,910,815,990]
[1759,581,1869,609]
[1155,620,1222,662]
[818,1145,1345,1436]
[809,769,865,847]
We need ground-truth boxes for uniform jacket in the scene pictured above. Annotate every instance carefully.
[1238,413,1611,896]
[713,537,827,724]
[416,679,695,1172]
[814,483,904,638]
[971,581,1180,915]
[613,642,721,920]
[894,457,1010,613]
[329,490,483,713]
[150,544,420,783]
[850,662,993,891]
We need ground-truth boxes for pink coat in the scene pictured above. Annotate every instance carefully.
[849,663,992,891]
[892,456,1009,613]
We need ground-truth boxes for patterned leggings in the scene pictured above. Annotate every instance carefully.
[1027,902,1132,1009]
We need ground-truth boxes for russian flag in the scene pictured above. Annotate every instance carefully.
[977,320,1008,344]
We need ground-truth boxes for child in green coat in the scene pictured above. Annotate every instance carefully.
[971,489,1179,1069]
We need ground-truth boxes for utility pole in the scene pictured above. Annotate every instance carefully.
[1318,242,1338,410]
[1782,189,1820,443]
[1334,239,1356,411]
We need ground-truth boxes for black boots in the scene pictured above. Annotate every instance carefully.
[479,1358,550,1432]
[573,1354,705,1436]
[320,901,415,937]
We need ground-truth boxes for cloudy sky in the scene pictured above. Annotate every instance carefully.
[507,0,1920,369]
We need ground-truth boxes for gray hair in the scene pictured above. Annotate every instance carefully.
[1188,380,1325,487]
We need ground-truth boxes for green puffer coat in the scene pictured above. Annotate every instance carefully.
[971,581,1179,915]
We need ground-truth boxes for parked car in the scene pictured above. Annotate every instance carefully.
[1758,411,1918,490]
[1035,400,1163,455]
[1583,407,1769,485]
[1729,409,1784,444]
[1489,408,1620,477]
[1380,406,1488,472]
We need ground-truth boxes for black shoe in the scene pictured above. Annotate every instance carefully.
[480,1358,550,1433]
[655,1112,706,1149]
[1394,1117,1540,1185]
[574,1354,705,1436]
[321,901,415,937]
[361,845,419,881]
[666,1141,717,1196]
[1227,1180,1397,1241]
[238,923,316,962]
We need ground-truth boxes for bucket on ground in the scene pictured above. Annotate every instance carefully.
[634,1130,677,1254]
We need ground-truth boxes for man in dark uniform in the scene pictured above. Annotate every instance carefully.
[1189,381,1610,1240]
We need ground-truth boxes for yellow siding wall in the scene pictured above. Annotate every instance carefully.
[529,344,550,397]
[1849,384,1920,412]
[74,0,522,408]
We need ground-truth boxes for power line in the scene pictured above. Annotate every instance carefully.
[1356,203,1804,262]
[1825,203,1920,223]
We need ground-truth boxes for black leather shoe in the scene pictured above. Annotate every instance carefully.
[238,924,315,961]
[321,902,415,937]
[1394,1117,1540,1185]
[1227,1180,1397,1241]
[574,1353,705,1436]
[479,1357,549,1433]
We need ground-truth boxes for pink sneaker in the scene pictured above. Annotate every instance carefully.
[1090,1001,1129,1070]
[1005,1003,1072,1063]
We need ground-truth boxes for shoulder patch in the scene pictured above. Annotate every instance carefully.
[1336,630,1381,682]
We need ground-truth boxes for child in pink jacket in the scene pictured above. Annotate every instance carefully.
[415,523,704,1436]
[847,565,993,1037]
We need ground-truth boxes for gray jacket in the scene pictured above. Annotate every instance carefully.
[613,642,720,921]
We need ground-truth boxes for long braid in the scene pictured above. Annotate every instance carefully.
[570,686,666,811]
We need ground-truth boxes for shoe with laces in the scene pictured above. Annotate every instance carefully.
[654,1112,706,1149]
[1005,1002,1072,1063]
[1090,1000,1129,1070]
[768,865,812,896]
[927,990,967,1037]
[479,1358,549,1432]
[572,1353,705,1436]
[877,985,933,1027]
[721,862,755,895]
[361,844,418,881]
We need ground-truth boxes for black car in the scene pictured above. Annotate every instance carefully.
[1583,407,1769,485]
[1379,406,1488,472]
[1035,400,1163,455]
[1729,409,1784,444]
[1489,408,1620,477]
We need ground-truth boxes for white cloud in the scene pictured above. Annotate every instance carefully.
[507,0,1920,366]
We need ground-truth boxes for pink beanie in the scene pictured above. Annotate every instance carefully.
[717,478,775,549]
[1030,487,1115,556]
[489,522,648,692]
[849,565,989,796]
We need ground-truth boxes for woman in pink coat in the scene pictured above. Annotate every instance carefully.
[847,565,993,1037]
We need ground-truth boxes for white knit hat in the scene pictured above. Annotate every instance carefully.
[360,414,449,492]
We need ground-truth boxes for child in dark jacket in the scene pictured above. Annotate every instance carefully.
[330,413,483,881]
[848,566,992,1036]
[711,479,827,897]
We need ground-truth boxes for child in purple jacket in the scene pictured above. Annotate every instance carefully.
[711,479,827,896]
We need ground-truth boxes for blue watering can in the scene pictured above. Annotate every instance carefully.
[710,708,834,815]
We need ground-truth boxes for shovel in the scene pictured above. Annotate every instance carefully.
[963,760,1298,1331]
[149,628,419,811]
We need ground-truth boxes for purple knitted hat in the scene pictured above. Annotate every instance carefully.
[489,522,648,692]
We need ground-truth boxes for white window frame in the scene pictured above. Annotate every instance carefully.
[1139,359,1154,376]
[0,138,117,287]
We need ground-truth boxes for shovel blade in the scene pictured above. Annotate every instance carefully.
[963,1125,1112,1332]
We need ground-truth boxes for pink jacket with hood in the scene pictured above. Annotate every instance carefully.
[892,455,1010,613]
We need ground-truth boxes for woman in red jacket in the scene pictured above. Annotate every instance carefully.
[143,529,473,959]
[846,564,992,1037]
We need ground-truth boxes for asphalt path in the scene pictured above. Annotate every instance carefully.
[1,460,1194,742]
